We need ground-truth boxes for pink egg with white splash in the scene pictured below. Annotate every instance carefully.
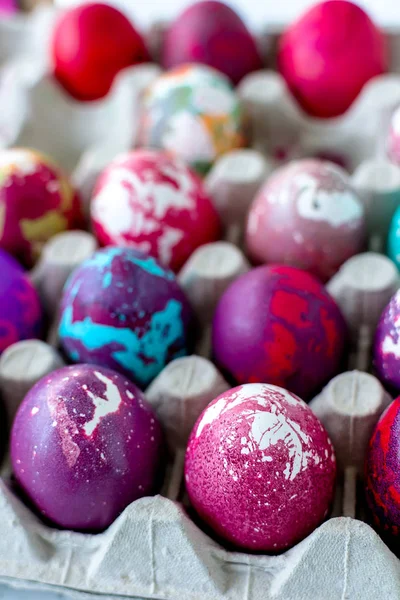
[245,159,366,282]
[91,149,221,272]
[11,364,164,532]
[185,383,336,552]
[387,104,400,166]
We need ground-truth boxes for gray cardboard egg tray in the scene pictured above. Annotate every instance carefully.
[0,7,400,600]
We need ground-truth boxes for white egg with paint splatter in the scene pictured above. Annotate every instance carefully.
[11,364,164,532]
[185,383,336,552]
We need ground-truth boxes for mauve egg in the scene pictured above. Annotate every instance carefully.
[365,398,400,539]
[138,64,244,174]
[278,0,388,119]
[212,265,347,399]
[11,364,164,531]
[91,150,221,272]
[374,290,400,392]
[162,1,262,85]
[51,2,149,101]
[387,104,400,166]
[246,159,366,283]
[0,149,82,267]
[185,383,336,552]
[0,249,42,354]
[58,246,194,388]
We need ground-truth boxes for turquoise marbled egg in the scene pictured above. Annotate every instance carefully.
[58,247,195,388]
[387,205,400,269]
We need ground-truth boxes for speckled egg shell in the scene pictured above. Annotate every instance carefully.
[11,364,164,532]
[365,398,400,538]
[0,148,82,266]
[374,290,400,392]
[246,159,366,283]
[0,249,42,354]
[162,1,262,85]
[58,247,194,388]
[137,64,244,174]
[387,104,400,166]
[185,383,336,552]
[212,265,347,399]
[91,150,221,272]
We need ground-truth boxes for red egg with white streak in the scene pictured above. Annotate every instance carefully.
[185,383,336,552]
[245,159,366,282]
[91,150,221,272]
[11,364,164,532]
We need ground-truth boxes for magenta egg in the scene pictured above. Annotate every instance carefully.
[162,1,262,85]
[91,150,221,272]
[212,265,347,400]
[365,398,400,539]
[374,290,400,392]
[11,364,164,532]
[245,159,366,283]
[185,383,336,552]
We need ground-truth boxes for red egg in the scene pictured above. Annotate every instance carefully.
[185,383,336,552]
[162,1,262,85]
[51,3,149,101]
[278,0,388,118]
[245,159,366,283]
[91,150,221,272]
[365,398,400,539]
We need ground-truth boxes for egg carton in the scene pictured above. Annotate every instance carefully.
[0,6,400,600]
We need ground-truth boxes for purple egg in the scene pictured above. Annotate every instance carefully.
[212,265,347,399]
[374,290,400,392]
[0,249,42,354]
[58,246,195,388]
[11,364,164,532]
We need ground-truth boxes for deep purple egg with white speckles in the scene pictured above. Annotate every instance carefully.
[58,246,194,388]
[374,290,400,392]
[11,364,164,532]
[0,249,42,354]
[185,383,336,552]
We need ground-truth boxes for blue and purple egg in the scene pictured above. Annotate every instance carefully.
[58,247,194,388]
[0,249,42,354]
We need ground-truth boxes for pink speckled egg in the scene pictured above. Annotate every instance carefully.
[11,364,164,532]
[374,290,400,393]
[185,383,336,552]
[212,265,347,400]
[278,0,387,118]
[245,159,366,282]
[0,148,82,266]
[162,1,262,85]
[91,150,221,272]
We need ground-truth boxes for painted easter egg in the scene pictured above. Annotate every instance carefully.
[246,159,366,283]
[374,290,400,392]
[365,398,400,539]
[387,205,400,270]
[387,104,400,166]
[58,247,194,388]
[91,150,221,272]
[185,383,336,551]
[51,2,149,101]
[0,148,82,267]
[212,265,347,399]
[138,64,244,174]
[278,0,388,118]
[0,249,42,354]
[162,1,262,85]
[11,364,164,531]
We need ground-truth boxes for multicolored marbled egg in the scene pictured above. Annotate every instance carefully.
[11,364,164,531]
[0,249,42,354]
[365,398,400,539]
[162,1,262,85]
[212,265,347,399]
[91,150,221,272]
[374,290,400,392]
[59,247,194,388]
[0,148,82,266]
[278,0,387,118]
[246,159,366,282]
[185,383,336,552]
[137,64,244,174]
[387,104,400,166]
